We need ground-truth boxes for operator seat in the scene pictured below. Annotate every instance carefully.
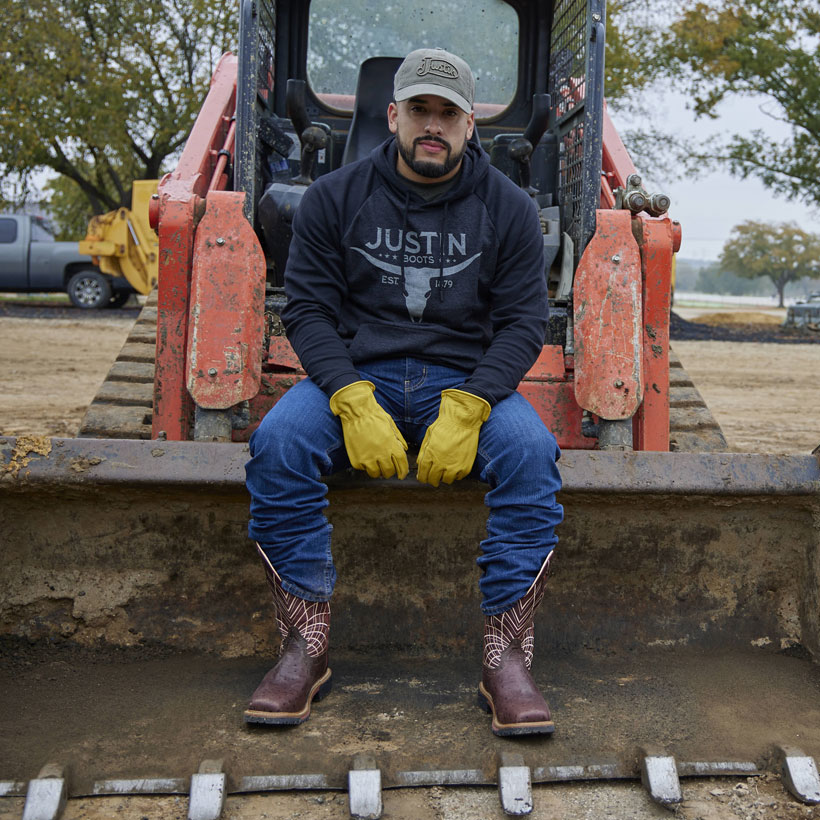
[342,56,481,166]
[342,57,404,166]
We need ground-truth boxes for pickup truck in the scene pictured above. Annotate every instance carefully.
[0,214,135,308]
[785,291,820,328]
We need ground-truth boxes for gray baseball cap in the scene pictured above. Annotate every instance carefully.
[393,48,475,114]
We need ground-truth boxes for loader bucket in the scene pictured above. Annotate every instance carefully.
[2,436,819,808]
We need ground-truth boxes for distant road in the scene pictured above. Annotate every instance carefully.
[0,301,140,320]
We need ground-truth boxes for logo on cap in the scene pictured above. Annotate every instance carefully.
[417,57,459,79]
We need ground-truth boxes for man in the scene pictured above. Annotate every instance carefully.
[244,47,563,737]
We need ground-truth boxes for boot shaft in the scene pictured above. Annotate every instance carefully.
[256,544,330,658]
[484,553,551,670]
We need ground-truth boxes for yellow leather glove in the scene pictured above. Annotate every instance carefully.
[329,380,409,479]
[417,389,491,487]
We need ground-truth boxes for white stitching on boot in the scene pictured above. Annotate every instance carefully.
[484,553,552,670]
[256,543,330,658]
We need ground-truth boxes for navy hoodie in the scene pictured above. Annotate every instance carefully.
[280,137,548,406]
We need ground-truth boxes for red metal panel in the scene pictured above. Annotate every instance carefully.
[518,381,596,450]
[519,346,593,450]
[187,191,267,409]
[632,217,676,451]
[152,198,199,439]
[573,209,644,420]
[524,345,566,380]
[238,373,308,442]
[152,53,238,439]
[168,54,238,198]
[266,337,304,371]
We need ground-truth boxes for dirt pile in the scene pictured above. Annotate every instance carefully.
[671,311,820,344]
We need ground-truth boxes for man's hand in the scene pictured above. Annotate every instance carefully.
[417,389,491,487]
[329,381,409,479]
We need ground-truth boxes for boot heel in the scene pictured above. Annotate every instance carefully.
[313,672,333,702]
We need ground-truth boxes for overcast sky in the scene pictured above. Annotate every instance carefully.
[609,87,819,262]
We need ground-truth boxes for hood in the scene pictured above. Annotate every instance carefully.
[370,137,491,205]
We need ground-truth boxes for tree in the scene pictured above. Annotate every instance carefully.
[2,0,663,234]
[660,0,820,207]
[605,0,670,108]
[0,0,236,225]
[719,221,820,307]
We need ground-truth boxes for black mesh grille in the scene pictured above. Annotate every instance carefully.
[550,0,588,123]
[256,1,275,110]
[549,0,605,266]
[235,0,277,220]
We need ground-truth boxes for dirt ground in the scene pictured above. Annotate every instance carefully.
[673,339,820,454]
[0,309,818,454]
[0,315,133,438]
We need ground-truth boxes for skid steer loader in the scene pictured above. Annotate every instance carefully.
[2,0,819,817]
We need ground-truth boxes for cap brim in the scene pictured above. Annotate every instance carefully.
[394,83,472,115]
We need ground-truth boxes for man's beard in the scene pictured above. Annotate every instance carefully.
[397,133,467,179]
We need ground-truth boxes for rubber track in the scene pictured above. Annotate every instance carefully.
[78,291,157,440]
[79,298,728,451]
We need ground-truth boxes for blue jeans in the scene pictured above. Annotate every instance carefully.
[245,357,563,615]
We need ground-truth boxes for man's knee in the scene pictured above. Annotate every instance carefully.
[250,380,334,457]
[488,397,559,461]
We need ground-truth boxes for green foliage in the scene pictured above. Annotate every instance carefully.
[0,0,237,225]
[43,176,97,240]
[0,0,679,232]
[719,220,820,306]
[605,0,666,108]
[694,263,770,296]
[661,0,820,206]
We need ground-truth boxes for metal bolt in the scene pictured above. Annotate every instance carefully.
[612,254,621,264]
[208,368,218,377]
[615,379,624,388]
[627,173,642,187]
[625,190,647,212]
[216,237,225,246]
[592,12,601,21]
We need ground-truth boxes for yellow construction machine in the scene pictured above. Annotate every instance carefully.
[78,179,159,302]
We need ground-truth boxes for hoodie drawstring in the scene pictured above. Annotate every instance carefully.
[439,200,449,302]
[400,190,410,300]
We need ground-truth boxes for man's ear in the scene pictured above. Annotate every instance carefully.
[466,111,475,141]
[387,101,398,134]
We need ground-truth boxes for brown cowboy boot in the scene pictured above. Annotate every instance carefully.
[477,555,554,736]
[244,546,332,725]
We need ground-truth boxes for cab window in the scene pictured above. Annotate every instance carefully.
[307,0,518,112]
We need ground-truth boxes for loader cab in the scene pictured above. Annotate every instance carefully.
[237,0,605,346]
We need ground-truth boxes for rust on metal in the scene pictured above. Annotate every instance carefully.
[187,191,266,409]
[0,435,52,479]
[523,345,565,380]
[631,217,675,451]
[152,54,239,439]
[573,209,643,420]
[265,337,304,371]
